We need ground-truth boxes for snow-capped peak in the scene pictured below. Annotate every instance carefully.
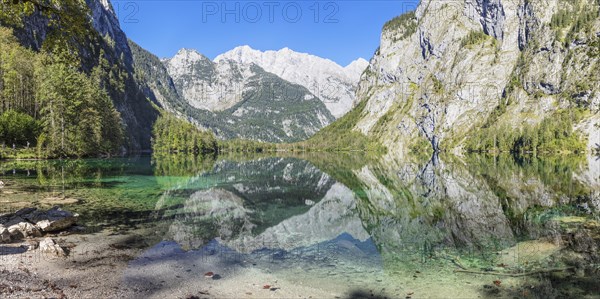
[214,45,367,118]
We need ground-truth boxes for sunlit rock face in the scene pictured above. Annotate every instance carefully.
[353,0,599,156]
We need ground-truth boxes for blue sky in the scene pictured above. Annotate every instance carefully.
[114,0,419,66]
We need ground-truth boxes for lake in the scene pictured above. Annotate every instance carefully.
[1,152,599,298]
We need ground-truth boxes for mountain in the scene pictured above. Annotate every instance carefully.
[163,49,335,142]
[215,46,369,118]
[164,48,257,112]
[66,0,162,151]
[0,0,363,149]
[129,40,182,112]
[344,0,600,155]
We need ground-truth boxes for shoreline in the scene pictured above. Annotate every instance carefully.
[1,207,599,298]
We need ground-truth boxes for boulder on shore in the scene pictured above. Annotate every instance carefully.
[8,222,42,239]
[26,207,79,232]
[0,207,79,243]
[39,237,66,257]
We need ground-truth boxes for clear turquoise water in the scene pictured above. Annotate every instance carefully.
[1,153,599,297]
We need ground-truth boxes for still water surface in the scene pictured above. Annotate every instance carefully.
[1,153,599,298]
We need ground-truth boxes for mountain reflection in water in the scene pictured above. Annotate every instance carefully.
[1,152,599,298]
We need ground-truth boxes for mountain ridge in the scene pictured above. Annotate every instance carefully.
[214,45,368,118]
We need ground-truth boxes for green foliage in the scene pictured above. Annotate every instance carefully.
[296,152,373,195]
[460,31,491,48]
[467,153,589,201]
[3,0,162,152]
[0,26,124,158]
[1,0,100,63]
[0,110,40,146]
[152,113,218,154]
[0,0,39,26]
[482,98,512,129]
[465,109,587,154]
[372,103,400,136]
[153,53,336,144]
[0,27,39,117]
[550,1,599,44]
[286,99,386,152]
[550,9,575,29]
[432,76,444,94]
[218,138,277,153]
[409,136,434,160]
[383,11,417,41]
[129,40,184,111]
[35,52,124,158]
[152,96,385,154]
[504,70,522,98]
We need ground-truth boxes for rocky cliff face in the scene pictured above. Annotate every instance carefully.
[86,0,133,70]
[215,46,368,118]
[86,0,161,151]
[353,0,600,155]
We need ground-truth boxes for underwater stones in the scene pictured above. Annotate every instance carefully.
[14,207,37,216]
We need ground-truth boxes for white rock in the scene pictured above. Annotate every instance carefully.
[8,222,42,239]
[39,237,66,257]
[28,206,79,232]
